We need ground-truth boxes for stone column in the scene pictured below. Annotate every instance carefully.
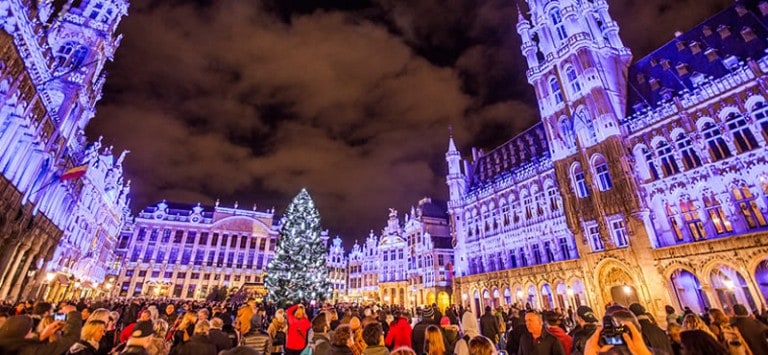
[9,244,40,301]
[0,237,33,299]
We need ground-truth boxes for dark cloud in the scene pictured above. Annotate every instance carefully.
[89,0,731,246]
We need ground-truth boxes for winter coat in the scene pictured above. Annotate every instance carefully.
[442,326,459,355]
[412,319,438,355]
[237,305,255,335]
[311,332,332,355]
[329,345,355,355]
[517,329,565,355]
[362,345,390,355]
[480,312,500,342]
[731,316,768,355]
[569,323,597,355]
[0,310,82,355]
[286,304,312,351]
[241,330,272,355]
[637,317,673,355]
[267,317,288,353]
[147,336,170,355]
[169,334,217,355]
[119,344,150,355]
[209,328,234,353]
[385,317,412,350]
[546,326,572,355]
[66,340,98,355]
[455,312,479,355]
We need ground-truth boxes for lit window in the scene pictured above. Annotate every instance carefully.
[550,77,563,104]
[676,134,702,170]
[702,189,732,235]
[702,122,732,161]
[593,155,613,191]
[725,113,758,153]
[572,163,590,198]
[753,102,768,141]
[587,225,604,251]
[567,67,581,93]
[731,183,767,229]
[611,220,628,247]
[547,187,561,211]
[665,203,683,241]
[550,9,567,42]
[643,147,660,181]
[656,141,680,177]
[523,195,533,219]
[559,117,575,148]
[680,197,706,240]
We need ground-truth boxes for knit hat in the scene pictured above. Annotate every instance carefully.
[628,303,646,317]
[131,320,155,338]
[421,307,435,319]
[0,315,33,339]
[576,306,599,323]
[440,316,450,327]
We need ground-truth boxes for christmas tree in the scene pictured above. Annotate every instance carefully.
[265,188,331,306]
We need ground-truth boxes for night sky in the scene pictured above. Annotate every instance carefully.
[87,0,732,247]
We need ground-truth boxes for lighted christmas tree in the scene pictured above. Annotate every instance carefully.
[265,188,331,306]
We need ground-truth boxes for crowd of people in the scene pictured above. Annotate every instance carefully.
[0,296,767,355]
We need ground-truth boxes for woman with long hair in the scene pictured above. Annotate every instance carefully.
[65,319,107,355]
[268,308,287,355]
[423,325,445,355]
[148,319,170,355]
[467,336,496,355]
[707,308,752,355]
[680,329,728,355]
[172,311,198,347]
[681,314,716,339]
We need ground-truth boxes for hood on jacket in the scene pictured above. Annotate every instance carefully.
[461,312,480,338]
[362,345,389,355]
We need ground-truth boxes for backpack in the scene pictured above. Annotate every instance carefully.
[273,330,286,346]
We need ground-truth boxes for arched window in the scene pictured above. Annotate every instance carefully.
[731,182,767,229]
[559,117,575,148]
[753,102,768,141]
[566,66,581,93]
[531,244,542,264]
[665,203,684,241]
[544,241,555,262]
[550,8,567,42]
[610,220,628,247]
[702,189,732,235]
[586,224,604,251]
[572,163,590,198]
[547,186,561,211]
[550,77,563,104]
[680,196,706,241]
[702,122,732,161]
[725,113,758,153]
[55,41,88,69]
[642,147,660,181]
[518,247,528,267]
[592,155,613,191]
[656,140,680,177]
[676,133,701,170]
[523,194,533,219]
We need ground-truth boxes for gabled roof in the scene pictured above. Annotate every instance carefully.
[626,1,768,117]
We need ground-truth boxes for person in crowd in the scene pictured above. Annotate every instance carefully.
[37,315,57,342]
[362,322,388,355]
[267,308,287,355]
[707,308,751,354]
[349,316,366,355]
[310,313,332,355]
[681,314,716,338]
[329,324,355,355]
[455,311,480,355]
[169,320,217,355]
[286,304,311,355]
[30,302,52,331]
[87,308,117,355]
[667,323,682,355]
[162,305,177,325]
[121,309,152,344]
[468,336,496,355]
[439,316,458,355]
[480,306,500,345]
[390,347,416,355]
[237,299,257,336]
[569,306,598,355]
[411,307,437,355]
[120,320,156,355]
[221,346,261,355]
[0,303,82,354]
[171,311,197,347]
[730,304,768,355]
[543,312,571,355]
[147,319,170,355]
[679,329,728,355]
[240,320,272,355]
[665,305,679,326]
[385,309,412,350]
[197,309,210,322]
[251,308,266,333]
[628,303,673,355]
[423,325,445,355]
[209,317,234,353]
[517,312,565,355]
[67,319,107,355]
[505,309,528,355]
[582,320,651,355]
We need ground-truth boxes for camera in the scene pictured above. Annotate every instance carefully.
[599,315,628,346]
[54,313,66,321]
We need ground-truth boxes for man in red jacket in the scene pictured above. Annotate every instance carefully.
[286,304,312,355]
[384,310,412,350]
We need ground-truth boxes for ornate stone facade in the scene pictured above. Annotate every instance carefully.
[448,0,768,322]
[0,0,129,301]
[327,236,348,301]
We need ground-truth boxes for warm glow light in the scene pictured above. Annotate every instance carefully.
[724,279,735,290]
[623,285,632,295]
[46,272,55,282]
[566,287,574,296]
[384,295,391,302]
[74,281,81,288]
[105,283,113,290]
[516,290,524,299]
[461,293,468,301]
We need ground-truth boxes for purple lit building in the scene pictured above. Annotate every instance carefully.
[448,0,768,321]
[0,0,129,301]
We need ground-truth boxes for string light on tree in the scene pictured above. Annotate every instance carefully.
[265,188,331,306]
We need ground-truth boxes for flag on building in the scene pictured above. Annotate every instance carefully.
[60,164,88,181]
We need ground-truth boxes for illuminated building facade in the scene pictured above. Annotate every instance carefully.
[0,0,129,301]
[327,236,348,301]
[114,201,278,299]
[448,0,768,321]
